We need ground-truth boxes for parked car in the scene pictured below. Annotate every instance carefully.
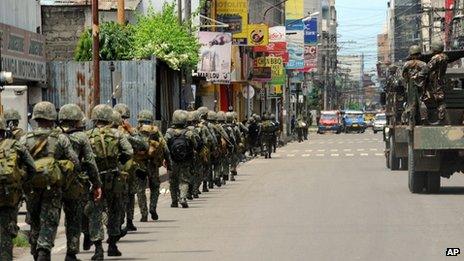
[364,111,376,128]
[343,110,366,133]
[373,113,387,133]
[318,110,342,134]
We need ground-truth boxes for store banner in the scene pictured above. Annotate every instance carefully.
[286,21,304,69]
[302,45,318,73]
[255,57,286,85]
[217,0,249,45]
[248,24,269,46]
[269,26,286,43]
[304,18,318,44]
[197,32,232,84]
[285,0,304,20]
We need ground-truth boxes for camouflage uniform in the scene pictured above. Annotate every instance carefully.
[270,114,279,152]
[261,115,277,159]
[0,116,36,261]
[21,102,81,260]
[196,107,216,192]
[402,45,429,125]
[209,112,231,186]
[114,104,148,232]
[226,112,242,178]
[218,111,236,183]
[135,110,170,221]
[426,42,448,123]
[58,104,102,260]
[86,104,133,258]
[4,109,25,141]
[165,110,197,208]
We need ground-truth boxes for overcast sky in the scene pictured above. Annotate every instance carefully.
[336,0,388,72]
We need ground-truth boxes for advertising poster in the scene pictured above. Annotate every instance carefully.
[286,21,305,69]
[304,18,318,44]
[197,32,232,84]
[302,45,318,72]
[256,57,286,85]
[285,0,304,20]
[269,26,286,43]
[217,0,248,45]
[248,24,269,46]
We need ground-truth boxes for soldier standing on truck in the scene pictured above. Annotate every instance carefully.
[426,41,449,124]
[402,45,429,125]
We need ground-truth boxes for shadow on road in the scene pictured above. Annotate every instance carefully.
[437,186,464,195]
[156,250,213,254]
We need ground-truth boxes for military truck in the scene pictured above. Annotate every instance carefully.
[407,67,464,193]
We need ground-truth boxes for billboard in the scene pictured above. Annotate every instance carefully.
[302,45,317,73]
[248,24,269,46]
[269,26,286,43]
[304,18,318,44]
[217,0,248,45]
[286,21,304,69]
[197,32,232,84]
[255,57,285,85]
[285,0,304,20]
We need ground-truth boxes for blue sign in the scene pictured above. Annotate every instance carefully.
[304,18,318,44]
[285,20,304,31]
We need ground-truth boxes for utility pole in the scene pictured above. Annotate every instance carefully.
[117,0,125,25]
[92,0,100,107]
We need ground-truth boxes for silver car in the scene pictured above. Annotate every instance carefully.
[373,113,387,133]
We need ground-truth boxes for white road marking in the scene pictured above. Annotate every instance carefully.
[287,154,295,157]
[360,153,369,156]
[346,154,354,157]
[331,154,340,157]
[357,149,365,151]
[305,149,313,152]
[331,149,338,152]
[317,149,325,152]
[375,153,384,156]
[343,149,352,152]
[316,154,325,157]
[302,154,311,157]
[370,148,378,151]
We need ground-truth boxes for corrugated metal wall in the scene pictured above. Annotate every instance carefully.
[44,60,157,126]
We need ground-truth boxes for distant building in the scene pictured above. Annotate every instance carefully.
[338,55,364,86]
[377,32,390,64]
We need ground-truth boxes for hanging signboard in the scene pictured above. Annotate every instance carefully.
[255,57,286,85]
[304,18,318,44]
[252,67,272,82]
[197,32,232,84]
[248,24,269,46]
[301,45,318,73]
[285,0,304,20]
[286,21,305,70]
[269,26,286,43]
[217,0,249,45]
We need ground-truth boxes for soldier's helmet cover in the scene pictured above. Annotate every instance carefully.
[197,107,209,118]
[217,111,226,122]
[91,104,114,122]
[225,112,234,123]
[4,109,21,121]
[59,104,84,121]
[137,110,154,123]
[207,111,217,121]
[114,103,130,118]
[0,117,7,130]
[409,45,421,56]
[32,101,57,121]
[186,111,196,123]
[172,110,188,126]
[431,41,445,53]
[111,110,123,125]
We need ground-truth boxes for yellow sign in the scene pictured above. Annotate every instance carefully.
[248,24,269,46]
[274,85,283,94]
[255,57,285,84]
[285,0,304,20]
[217,0,248,42]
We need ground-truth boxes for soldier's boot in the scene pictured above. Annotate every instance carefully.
[118,226,128,240]
[202,181,209,192]
[65,253,81,261]
[83,234,93,250]
[91,241,104,260]
[171,201,178,208]
[215,178,222,187]
[180,198,189,208]
[140,215,148,222]
[232,170,238,176]
[107,237,122,257]
[37,249,50,261]
[230,173,236,181]
[223,174,229,181]
[125,219,137,231]
[150,209,159,221]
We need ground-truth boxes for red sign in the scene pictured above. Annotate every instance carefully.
[298,45,317,73]
[253,42,287,52]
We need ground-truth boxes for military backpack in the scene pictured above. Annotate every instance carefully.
[87,127,120,172]
[168,130,193,163]
[0,139,24,207]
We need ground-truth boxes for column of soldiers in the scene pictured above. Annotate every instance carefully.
[0,103,264,261]
[386,41,449,126]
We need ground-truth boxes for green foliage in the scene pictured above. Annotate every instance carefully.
[347,101,363,110]
[133,3,200,70]
[74,22,134,61]
[13,233,29,248]
[308,87,322,110]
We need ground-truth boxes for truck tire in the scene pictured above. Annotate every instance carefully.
[408,141,425,193]
[389,136,400,170]
[425,172,440,194]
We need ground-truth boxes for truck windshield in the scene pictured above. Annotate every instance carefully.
[376,115,386,121]
[321,114,337,120]
[346,114,362,120]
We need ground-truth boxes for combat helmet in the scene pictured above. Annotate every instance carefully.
[111,110,123,125]
[91,104,114,122]
[197,107,209,119]
[137,110,154,123]
[59,104,84,121]
[431,41,444,53]
[0,117,6,130]
[32,101,57,121]
[207,111,217,121]
[225,112,234,123]
[217,111,226,122]
[4,109,21,121]
[172,110,188,126]
[409,45,421,56]
[114,103,130,119]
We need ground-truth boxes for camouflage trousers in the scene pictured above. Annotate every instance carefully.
[124,176,137,223]
[169,163,191,202]
[230,153,240,173]
[190,160,203,196]
[136,166,161,217]
[82,195,104,242]
[220,156,230,177]
[0,207,19,261]
[26,188,62,256]
[62,197,83,254]
[213,161,222,180]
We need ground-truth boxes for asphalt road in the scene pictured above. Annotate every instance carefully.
[17,131,464,261]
